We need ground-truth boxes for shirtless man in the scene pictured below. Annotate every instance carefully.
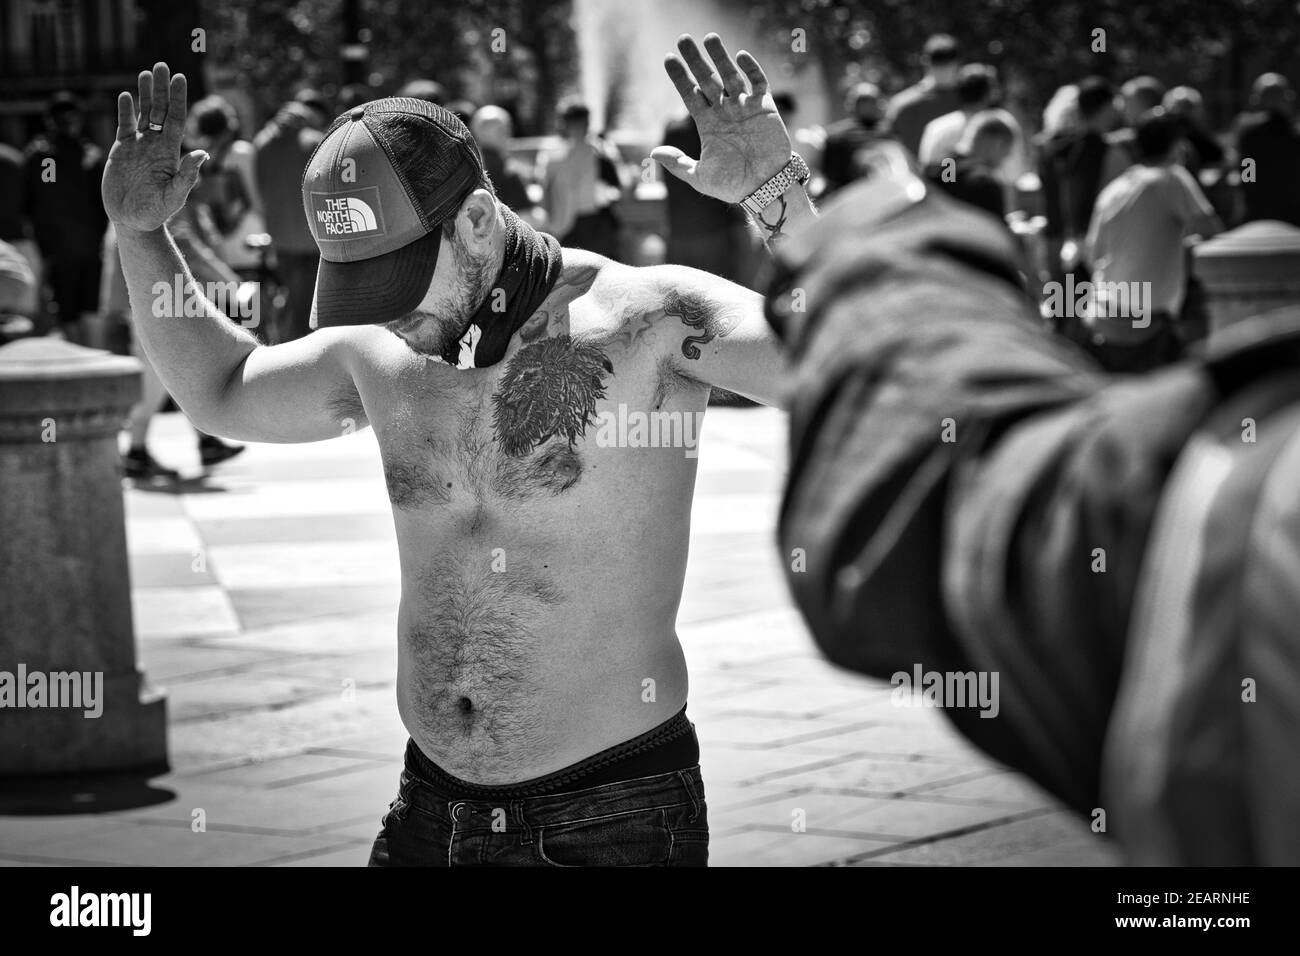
[102,34,816,866]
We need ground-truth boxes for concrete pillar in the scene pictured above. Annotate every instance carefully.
[1194,220,1300,337]
[0,337,167,775]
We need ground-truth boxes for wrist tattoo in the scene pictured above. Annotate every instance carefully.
[751,193,789,247]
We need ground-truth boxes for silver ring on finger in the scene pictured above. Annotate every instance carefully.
[148,122,164,132]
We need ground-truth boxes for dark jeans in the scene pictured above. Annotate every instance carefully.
[369,745,710,867]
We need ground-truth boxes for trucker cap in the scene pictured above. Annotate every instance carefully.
[302,97,487,328]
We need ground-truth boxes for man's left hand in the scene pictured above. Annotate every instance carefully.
[651,34,792,205]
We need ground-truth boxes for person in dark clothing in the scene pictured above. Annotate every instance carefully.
[883,34,962,157]
[819,83,885,198]
[1099,75,1166,187]
[1233,73,1300,227]
[659,114,748,280]
[254,95,330,343]
[1163,85,1231,228]
[924,111,1015,220]
[1049,77,1119,274]
[764,141,1300,864]
[1163,86,1224,176]
[23,92,108,341]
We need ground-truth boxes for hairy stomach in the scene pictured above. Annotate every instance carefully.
[392,541,690,785]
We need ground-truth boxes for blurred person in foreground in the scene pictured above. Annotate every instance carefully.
[1232,73,1300,227]
[884,33,962,157]
[1082,108,1222,372]
[469,105,543,229]
[255,92,332,343]
[819,83,885,198]
[102,41,802,865]
[540,98,624,259]
[765,131,1300,863]
[24,92,108,342]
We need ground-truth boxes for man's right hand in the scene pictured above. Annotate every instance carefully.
[102,62,209,234]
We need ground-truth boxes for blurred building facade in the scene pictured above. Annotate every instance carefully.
[0,0,205,148]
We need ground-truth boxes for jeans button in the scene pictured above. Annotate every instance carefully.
[451,802,468,821]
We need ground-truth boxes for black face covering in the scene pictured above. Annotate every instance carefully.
[435,205,563,369]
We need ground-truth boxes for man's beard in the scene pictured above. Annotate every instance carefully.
[391,236,494,357]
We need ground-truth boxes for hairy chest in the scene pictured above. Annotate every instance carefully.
[368,332,695,514]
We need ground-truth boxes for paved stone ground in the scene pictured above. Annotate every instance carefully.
[0,407,1119,866]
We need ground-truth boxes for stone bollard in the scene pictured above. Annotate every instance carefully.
[0,337,167,776]
[1193,220,1300,338]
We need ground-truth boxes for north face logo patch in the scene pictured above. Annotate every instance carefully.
[311,187,385,238]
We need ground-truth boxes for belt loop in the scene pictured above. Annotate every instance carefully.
[512,798,533,845]
[677,769,702,823]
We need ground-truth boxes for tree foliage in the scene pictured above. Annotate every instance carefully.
[200,0,578,133]
[738,0,1300,125]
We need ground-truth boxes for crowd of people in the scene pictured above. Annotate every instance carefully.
[1,39,1297,478]
[663,33,1300,380]
[0,80,636,480]
[796,35,1299,376]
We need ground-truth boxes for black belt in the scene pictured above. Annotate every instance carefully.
[406,705,698,800]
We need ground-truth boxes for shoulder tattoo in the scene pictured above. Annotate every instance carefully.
[665,287,741,361]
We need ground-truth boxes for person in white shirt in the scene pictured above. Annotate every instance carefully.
[538,99,624,260]
[918,64,998,164]
[1083,108,1222,371]
[920,64,1025,187]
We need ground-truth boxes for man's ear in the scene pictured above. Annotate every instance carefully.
[459,189,499,246]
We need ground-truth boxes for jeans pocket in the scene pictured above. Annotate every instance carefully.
[536,807,675,867]
[380,794,408,829]
[380,772,418,828]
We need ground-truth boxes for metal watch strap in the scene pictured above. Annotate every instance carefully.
[741,153,810,216]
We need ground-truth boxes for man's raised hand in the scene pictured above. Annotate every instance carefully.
[101,62,208,234]
[651,34,793,205]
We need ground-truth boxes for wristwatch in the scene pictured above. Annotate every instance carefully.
[741,152,811,216]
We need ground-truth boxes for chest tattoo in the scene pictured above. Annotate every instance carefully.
[490,334,614,458]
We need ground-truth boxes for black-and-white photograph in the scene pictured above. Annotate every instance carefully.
[0,0,1293,924]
